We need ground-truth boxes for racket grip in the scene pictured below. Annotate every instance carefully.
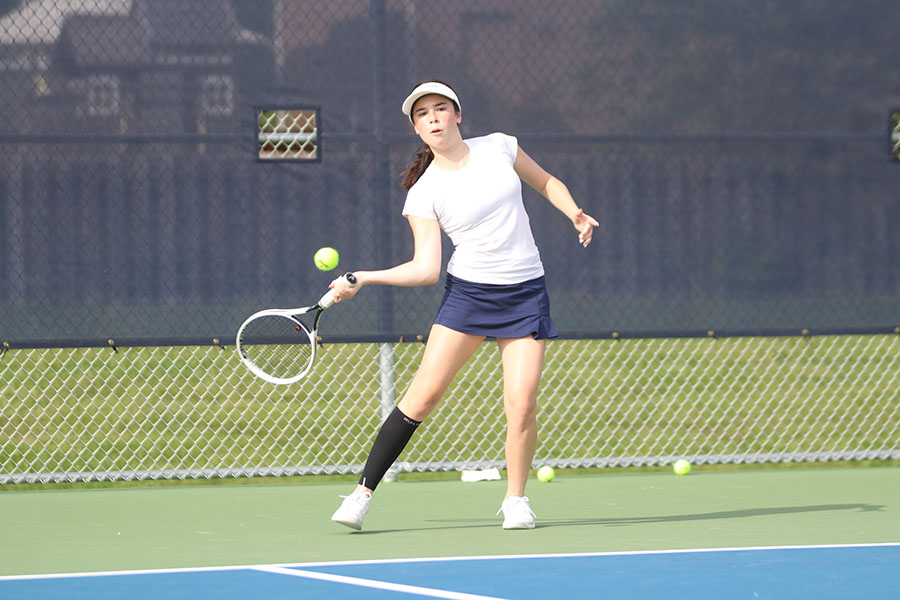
[318,272,358,309]
[318,290,337,309]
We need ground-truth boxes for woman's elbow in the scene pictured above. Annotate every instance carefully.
[411,252,441,286]
[421,268,441,286]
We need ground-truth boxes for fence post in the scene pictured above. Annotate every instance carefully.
[371,1,398,482]
[379,342,399,482]
[370,0,394,333]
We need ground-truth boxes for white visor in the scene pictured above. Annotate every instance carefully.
[401,82,461,120]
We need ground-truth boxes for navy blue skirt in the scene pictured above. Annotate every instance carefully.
[433,273,559,340]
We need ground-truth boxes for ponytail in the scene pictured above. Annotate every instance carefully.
[400,144,434,191]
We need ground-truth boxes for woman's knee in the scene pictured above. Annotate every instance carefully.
[398,380,445,421]
[504,391,537,430]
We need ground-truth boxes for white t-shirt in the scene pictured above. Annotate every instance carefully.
[401,133,544,284]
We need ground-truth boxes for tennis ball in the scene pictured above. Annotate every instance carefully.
[537,465,555,483]
[314,247,339,271]
[673,459,691,475]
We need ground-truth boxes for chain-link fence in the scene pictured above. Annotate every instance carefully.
[2,0,899,483]
[3,334,899,484]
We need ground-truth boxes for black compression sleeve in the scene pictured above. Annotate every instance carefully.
[358,406,422,491]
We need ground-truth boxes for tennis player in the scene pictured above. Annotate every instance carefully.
[329,80,597,530]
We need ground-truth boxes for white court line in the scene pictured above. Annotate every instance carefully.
[0,564,239,582]
[1,542,897,581]
[280,541,900,568]
[255,565,509,600]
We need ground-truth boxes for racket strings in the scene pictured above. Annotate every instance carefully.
[238,314,314,379]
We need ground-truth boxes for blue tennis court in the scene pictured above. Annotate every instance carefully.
[3,544,898,599]
[3,468,899,599]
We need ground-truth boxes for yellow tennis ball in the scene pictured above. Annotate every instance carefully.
[537,465,555,482]
[314,247,339,271]
[673,459,691,475]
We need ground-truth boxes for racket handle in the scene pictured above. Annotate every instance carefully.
[318,272,358,309]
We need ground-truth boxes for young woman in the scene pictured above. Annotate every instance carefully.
[329,81,597,530]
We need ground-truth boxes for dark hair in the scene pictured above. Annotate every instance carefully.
[400,145,435,192]
[399,80,460,191]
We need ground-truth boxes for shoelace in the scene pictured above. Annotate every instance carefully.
[338,492,371,506]
[496,496,535,517]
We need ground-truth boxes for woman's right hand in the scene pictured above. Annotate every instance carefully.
[329,272,361,302]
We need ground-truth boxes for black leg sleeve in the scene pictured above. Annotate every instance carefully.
[358,406,422,491]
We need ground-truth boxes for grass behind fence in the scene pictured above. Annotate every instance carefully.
[2,334,899,483]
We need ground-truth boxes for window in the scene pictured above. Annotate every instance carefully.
[256,107,319,161]
[86,74,120,117]
[200,74,234,118]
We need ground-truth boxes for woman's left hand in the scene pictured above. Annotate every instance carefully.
[573,209,599,247]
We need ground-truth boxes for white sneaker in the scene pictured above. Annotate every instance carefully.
[497,495,536,529]
[331,491,372,530]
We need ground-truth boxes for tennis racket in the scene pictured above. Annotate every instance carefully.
[236,273,357,385]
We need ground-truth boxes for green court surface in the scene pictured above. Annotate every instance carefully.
[2,466,898,577]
